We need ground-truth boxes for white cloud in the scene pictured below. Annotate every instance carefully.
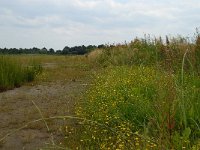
[0,0,200,49]
[72,0,101,9]
[0,8,63,28]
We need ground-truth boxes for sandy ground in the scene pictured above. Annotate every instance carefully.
[0,79,89,150]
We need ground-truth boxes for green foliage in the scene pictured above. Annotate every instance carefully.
[96,36,200,75]
[0,56,42,92]
[0,45,99,55]
[194,35,200,74]
[76,66,200,149]
[172,127,191,149]
[74,34,200,149]
[77,67,158,149]
[25,62,42,82]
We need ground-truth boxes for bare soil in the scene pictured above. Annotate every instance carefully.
[0,79,89,150]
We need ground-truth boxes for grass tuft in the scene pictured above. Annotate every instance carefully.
[0,55,42,92]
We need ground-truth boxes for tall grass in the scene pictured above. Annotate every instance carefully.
[0,56,42,92]
[76,66,200,149]
[73,34,200,149]
[96,35,199,74]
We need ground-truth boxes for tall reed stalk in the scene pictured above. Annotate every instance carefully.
[180,49,189,128]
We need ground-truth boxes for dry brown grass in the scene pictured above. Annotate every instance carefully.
[9,55,92,84]
[86,49,103,62]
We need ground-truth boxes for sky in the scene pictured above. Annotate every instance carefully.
[0,0,200,50]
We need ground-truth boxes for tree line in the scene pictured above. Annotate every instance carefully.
[0,44,105,55]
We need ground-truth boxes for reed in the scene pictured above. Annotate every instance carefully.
[0,55,42,92]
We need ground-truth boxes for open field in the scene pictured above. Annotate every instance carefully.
[0,55,93,149]
[0,34,200,150]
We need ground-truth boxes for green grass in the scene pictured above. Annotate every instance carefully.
[75,66,200,149]
[1,35,200,149]
[71,35,200,149]
[0,55,42,92]
[0,55,91,85]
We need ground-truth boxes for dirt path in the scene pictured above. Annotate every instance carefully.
[0,79,89,150]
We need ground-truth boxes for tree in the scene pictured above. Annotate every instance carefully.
[49,48,55,54]
[40,47,48,54]
[98,44,105,49]
[62,46,70,54]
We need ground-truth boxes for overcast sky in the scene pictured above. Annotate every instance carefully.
[0,0,200,49]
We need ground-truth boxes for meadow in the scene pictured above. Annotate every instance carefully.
[0,54,91,88]
[73,35,200,149]
[0,34,200,149]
